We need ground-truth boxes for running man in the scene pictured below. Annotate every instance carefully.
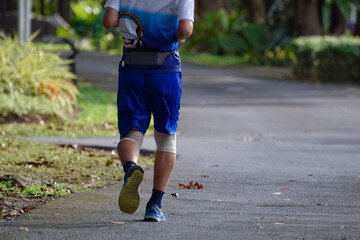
[103,0,194,221]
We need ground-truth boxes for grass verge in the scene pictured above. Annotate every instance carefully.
[181,53,247,66]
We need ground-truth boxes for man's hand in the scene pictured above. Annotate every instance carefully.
[176,20,193,44]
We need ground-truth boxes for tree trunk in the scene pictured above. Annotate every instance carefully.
[195,0,232,17]
[355,10,360,36]
[0,0,7,31]
[58,0,71,21]
[331,3,347,35]
[39,0,45,15]
[294,0,323,36]
[242,0,266,24]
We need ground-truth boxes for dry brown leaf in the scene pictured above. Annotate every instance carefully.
[178,181,203,189]
[24,206,35,212]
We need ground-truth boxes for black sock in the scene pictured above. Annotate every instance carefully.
[123,161,136,174]
[147,188,165,209]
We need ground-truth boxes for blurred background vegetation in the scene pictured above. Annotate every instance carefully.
[0,0,360,120]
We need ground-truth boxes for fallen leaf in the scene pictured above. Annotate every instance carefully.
[178,181,203,189]
[273,222,285,225]
[285,216,295,219]
[257,226,264,229]
[200,175,210,178]
[272,192,282,195]
[281,188,291,190]
[24,206,35,212]
[19,227,29,232]
[171,193,179,198]
[252,217,264,219]
[193,182,202,189]
[213,199,227,202]
[282,198,291,201]
[321,175,327,179]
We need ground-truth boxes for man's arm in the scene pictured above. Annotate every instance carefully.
[176,20,193,44]
[103,7,119,30]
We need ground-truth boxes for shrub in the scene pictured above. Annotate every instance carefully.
[0,94,64,118]
[291,36,360,83]
[0,33,79,119]
[67,0,123,51]
[186,9,268,55]
[183,9,292,66]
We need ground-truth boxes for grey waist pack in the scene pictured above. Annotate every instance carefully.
[123,48,174,66]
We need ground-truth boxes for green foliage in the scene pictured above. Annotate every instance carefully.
[0,94,64,118]
[67,0,122,51]
[68,0,101,37]
[187,9,258,55]
[322,0,355,33]
[33,0,58,16]
[0,33,78,119]
[291,36,360,83]
[185,8,292,66]
[91,8,123,51]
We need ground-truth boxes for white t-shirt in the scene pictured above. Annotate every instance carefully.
[104,0,194,51]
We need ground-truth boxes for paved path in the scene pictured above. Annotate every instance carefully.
[1,52,360,239]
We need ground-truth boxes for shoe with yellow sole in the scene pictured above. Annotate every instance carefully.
[118,165,144,214]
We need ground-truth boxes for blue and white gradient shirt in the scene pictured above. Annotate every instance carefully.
[104,0,194,73]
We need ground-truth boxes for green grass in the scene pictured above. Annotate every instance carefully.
[32,42,72,52]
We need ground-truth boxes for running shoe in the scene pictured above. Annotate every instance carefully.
[118,165,144,214]
[143,204,166,222]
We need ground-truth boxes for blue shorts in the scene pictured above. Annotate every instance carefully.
[117,71,182,138]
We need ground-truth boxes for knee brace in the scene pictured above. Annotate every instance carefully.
[154,130,177,154]
[120,128,144,149]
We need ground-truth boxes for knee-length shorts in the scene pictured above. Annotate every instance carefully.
[117,71,182,138]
